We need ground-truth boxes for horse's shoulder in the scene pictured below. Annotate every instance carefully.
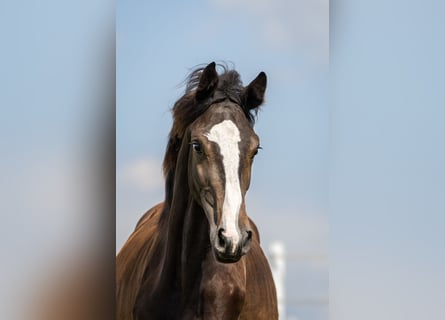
[116,202,165,320]
[243,233,279,319]
[135,202,164,230]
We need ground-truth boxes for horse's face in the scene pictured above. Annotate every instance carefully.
[189,103,260,263]
[186,63,267,263]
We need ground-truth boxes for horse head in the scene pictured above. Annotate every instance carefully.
[180,62,267,263]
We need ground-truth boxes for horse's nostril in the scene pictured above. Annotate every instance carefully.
[246,230,253,241]
[218,228,226,247]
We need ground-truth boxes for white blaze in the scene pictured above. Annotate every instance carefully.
[205,120,242,252]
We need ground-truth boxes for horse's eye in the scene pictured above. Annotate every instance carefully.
[191,141,203,154]
[253,146,262,157]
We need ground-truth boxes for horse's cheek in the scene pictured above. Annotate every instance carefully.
[195,164,208,187]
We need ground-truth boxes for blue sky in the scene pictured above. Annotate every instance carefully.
[117,0,329,319]
[329,2,445,319]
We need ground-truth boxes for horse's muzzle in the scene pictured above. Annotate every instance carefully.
[213,228,253,263]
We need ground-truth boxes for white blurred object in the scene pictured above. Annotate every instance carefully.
[269,241,286,320]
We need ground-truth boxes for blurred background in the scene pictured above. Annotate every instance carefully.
[1,1,444,320]
[117,1,329,319]
[0,1,115,319]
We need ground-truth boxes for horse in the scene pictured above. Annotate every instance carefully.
[116,62,278,319]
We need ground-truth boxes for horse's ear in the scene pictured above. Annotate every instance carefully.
[195,62,219,101]
[244,72,267,110]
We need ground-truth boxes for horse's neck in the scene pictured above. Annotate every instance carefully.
[160,187,209,294]
[158,198,208,295]
[180,201,209,289]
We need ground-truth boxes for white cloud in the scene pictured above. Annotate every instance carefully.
[119,157,164,191]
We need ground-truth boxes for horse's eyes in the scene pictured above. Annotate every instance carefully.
[191,141,203,154]
[253,146,262,158]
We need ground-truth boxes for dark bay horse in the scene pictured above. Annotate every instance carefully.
[117,62,278,319]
